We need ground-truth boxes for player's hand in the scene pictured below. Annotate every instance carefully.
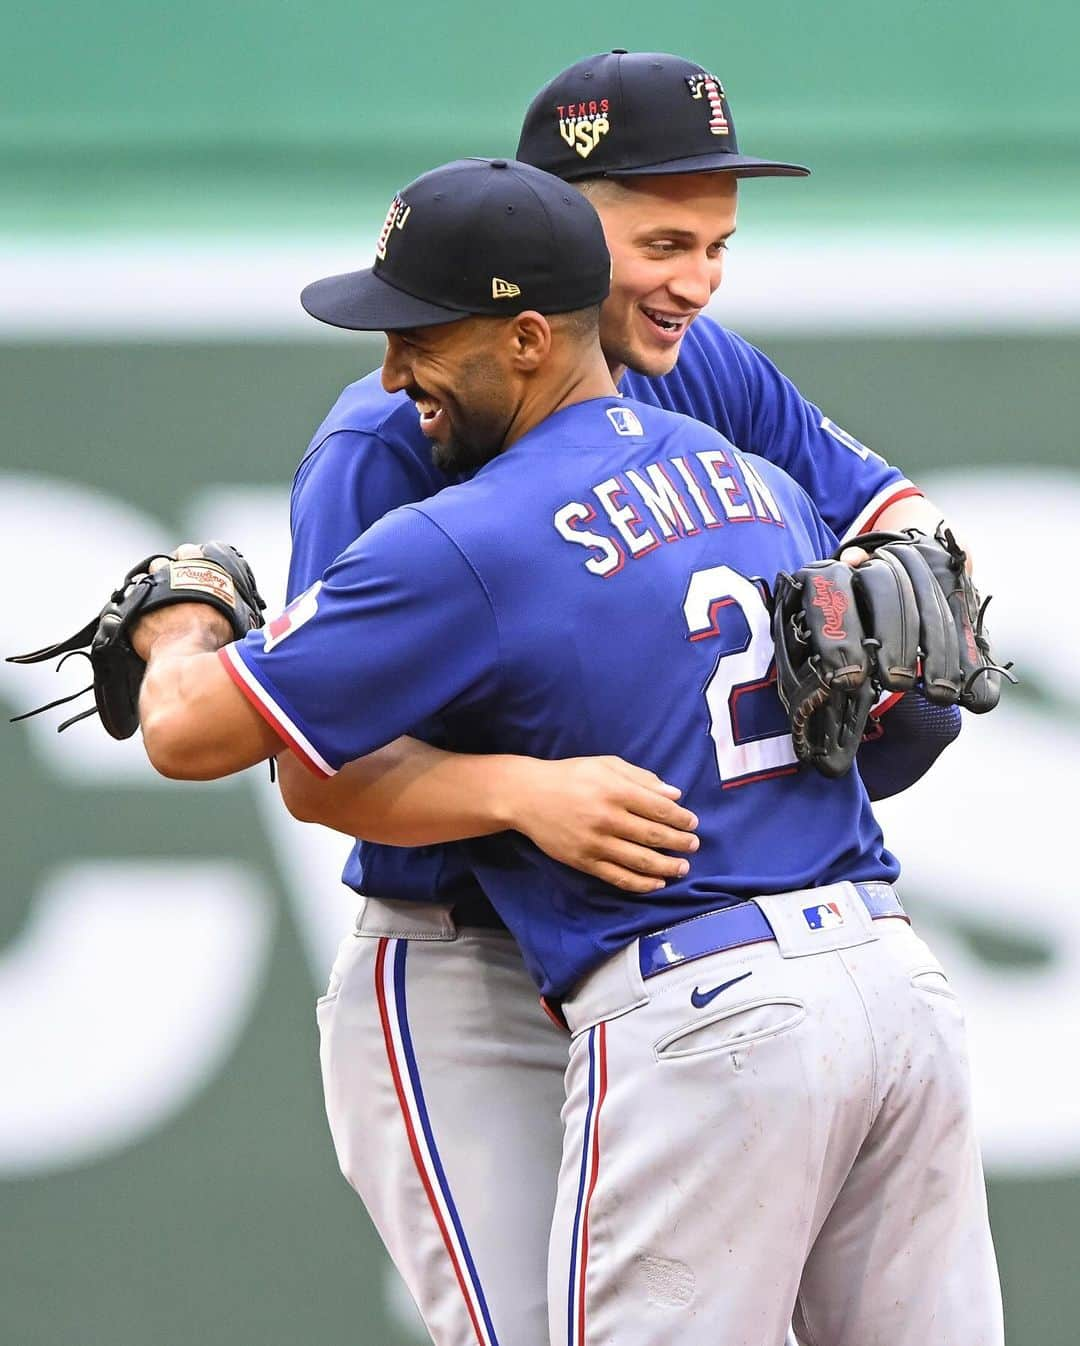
[505,755,699,893]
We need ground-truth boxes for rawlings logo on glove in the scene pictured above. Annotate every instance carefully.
[810,575,850,639]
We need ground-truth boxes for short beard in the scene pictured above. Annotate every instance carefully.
[430,432,503,475]
[428,355,511,475]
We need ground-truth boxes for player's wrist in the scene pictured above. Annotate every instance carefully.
[478,755,538,834]
[135,604,235,662]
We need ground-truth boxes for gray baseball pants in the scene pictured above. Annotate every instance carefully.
[318,891,1002,1346]
[551,882,1004,1346]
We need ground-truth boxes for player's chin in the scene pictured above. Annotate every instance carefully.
[624,338,684,379]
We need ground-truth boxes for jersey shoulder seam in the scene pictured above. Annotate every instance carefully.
[290,424,438,533]
[401,506,504,674]
[295,423,418,482]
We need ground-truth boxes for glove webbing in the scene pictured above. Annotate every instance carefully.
[6,561,168,733]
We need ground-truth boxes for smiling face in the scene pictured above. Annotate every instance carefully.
[381,306,609,474]
[583,173,739,380]
[381,317,520,474]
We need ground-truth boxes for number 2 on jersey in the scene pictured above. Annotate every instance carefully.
[683,565,798,788]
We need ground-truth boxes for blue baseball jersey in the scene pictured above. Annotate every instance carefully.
[288,318,915,908]
[229,397,899,996]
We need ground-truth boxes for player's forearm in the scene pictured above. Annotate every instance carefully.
[280,743,699,894]
[140,633,279,780]
[867,493,974,572]
[277,737,523,843]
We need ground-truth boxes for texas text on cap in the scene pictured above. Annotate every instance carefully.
[300,158,612,332]
[516,49,810,182]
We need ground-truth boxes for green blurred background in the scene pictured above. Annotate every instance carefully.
[3,3,1078,1343]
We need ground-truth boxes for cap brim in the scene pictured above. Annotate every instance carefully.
[606,152,810,179]
[300,268,471,331]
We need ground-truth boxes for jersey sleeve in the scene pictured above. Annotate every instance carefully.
[287,428,443,600]
[857,694,962,800]
[722,331,921,540]
[223,507,500,776]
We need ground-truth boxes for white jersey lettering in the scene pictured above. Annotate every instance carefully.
[554,451,787,575]
[697,449,753,521]
[625,464,698,540]
[552,502,625,578]
[670,455,721,527]
[594,476,659,557]
[736,451,785,525]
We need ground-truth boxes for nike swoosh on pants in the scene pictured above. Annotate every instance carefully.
[690,970,753,1008]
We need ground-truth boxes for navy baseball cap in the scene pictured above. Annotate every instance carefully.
[516,50,810,182]
[301,158,612,331]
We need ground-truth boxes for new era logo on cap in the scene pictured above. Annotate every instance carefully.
[803,902,845,931]
[492,277,521,299]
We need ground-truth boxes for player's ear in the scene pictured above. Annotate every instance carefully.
[508,311,551,371]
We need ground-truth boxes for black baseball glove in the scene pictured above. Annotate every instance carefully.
[771,560,882,779]
[849,525,1008,714]
[771,525,1012,779]
[8,542,265,739]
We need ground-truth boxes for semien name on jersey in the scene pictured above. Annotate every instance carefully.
[553,446,785,578]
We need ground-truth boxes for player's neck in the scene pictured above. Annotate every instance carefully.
[501,349,617,451]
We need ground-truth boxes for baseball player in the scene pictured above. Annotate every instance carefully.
[270,52,970,1346]
[126,157,1002,1345]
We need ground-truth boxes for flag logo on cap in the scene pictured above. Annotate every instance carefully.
[375,196,412,262]
[685,74,730,137]
[556,99,611,160]
[492,277,522,300]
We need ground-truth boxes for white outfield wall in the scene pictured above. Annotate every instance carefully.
[1,231,1079,337]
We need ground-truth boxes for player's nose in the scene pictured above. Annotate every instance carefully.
[666,254,720,310]
[381,335,412,394]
